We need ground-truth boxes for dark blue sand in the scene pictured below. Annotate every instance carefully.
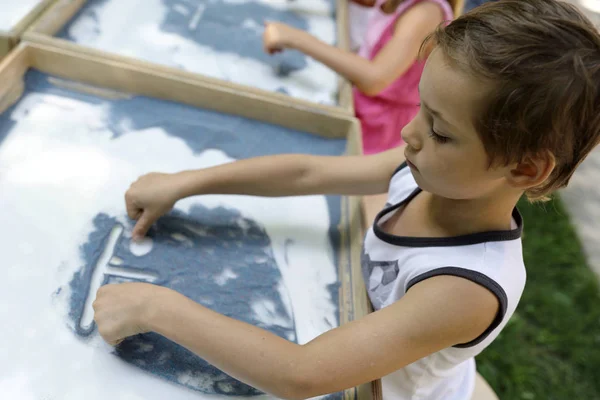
[58,0,337,84]
[0,70,347,398]
[72,210,295,396]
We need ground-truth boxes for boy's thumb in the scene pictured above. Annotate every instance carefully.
[132,212,155,241]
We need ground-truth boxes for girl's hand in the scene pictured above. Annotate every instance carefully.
[93,282,168,346]
[125,172,183,240]
[263,22,296,54]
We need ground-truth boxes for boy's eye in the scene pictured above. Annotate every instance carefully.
[428,129,450,144]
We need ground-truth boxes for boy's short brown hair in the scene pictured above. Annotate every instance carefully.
[428,0,600,200]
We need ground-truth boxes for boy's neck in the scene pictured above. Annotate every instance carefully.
[423,190,522,236]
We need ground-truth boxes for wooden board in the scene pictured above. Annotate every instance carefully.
[0,41,376,400]
[23,0,355,116]
[0,0,55,59]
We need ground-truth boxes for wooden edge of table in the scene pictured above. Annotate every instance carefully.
[340,127,381,400]
[11,41,354,138]
[9,0,57,37]
[0,0,56,58]
[0,41,377,399]
[335,0,355,114]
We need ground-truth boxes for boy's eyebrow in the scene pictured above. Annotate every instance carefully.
[418,86,459,132]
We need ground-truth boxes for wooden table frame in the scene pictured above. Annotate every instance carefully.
[0,0,56,59]
[0,41,377,400]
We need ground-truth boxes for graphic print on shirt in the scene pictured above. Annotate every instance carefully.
[362,250,400,308]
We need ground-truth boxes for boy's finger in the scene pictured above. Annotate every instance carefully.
[127,206,142,221]
[132,212,155,241]
[125,193,141,220]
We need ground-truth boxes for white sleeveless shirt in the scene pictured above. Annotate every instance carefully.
[362,163,526,399]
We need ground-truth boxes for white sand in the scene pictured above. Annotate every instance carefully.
[0,88,339,399]
[66,0,339,104]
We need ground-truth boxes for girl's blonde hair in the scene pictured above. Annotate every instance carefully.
[409,0,464,59]
[385,0,465,18]
[448,0,465,17]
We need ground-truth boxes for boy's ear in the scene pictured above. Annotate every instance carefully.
[506,150,556,190]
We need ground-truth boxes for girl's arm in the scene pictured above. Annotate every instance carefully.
[264,2,444,96]
[93,275,499,399]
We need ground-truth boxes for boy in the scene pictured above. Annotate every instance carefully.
[93,1,600,398]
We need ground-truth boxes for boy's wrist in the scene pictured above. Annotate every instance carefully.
[144,286,182,334]
[172,170,203,200]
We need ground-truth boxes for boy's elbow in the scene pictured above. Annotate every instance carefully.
[274,386,313,400]
[270,374,318,400]
[271,377,314,400]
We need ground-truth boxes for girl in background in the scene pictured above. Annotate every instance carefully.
[263,0,464,155]
[264,0,463,223]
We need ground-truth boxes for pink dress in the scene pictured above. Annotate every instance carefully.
[353,0,454,154]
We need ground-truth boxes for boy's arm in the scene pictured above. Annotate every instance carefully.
[264,2,444,96]
[125,146,405,239]
[93,275,499,399]
[176,146,404,198]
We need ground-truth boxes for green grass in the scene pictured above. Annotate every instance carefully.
[476,196,600,399]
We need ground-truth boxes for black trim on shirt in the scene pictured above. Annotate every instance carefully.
[406,267,508,348]
[392,161,408,177]
[373,189,524,247]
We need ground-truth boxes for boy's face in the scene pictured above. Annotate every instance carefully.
[402,48,511,200]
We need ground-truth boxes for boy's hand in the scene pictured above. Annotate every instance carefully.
[93,282,167,346]
[125,172,181,241]
[263,22,296,54]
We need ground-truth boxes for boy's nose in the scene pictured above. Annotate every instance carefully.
[401,118,422,151]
